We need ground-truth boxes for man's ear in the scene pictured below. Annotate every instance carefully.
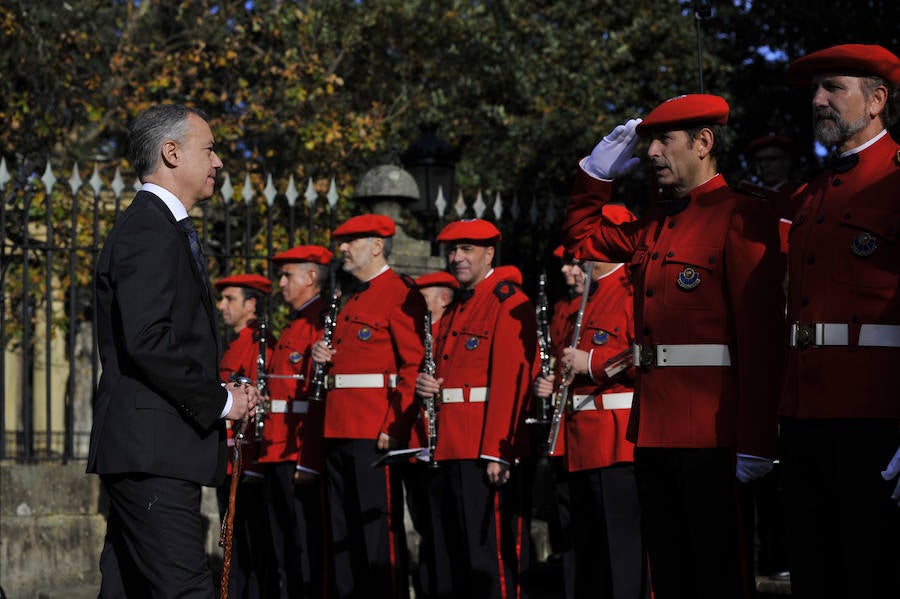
[161,139,179,168]
[867,84,888,120]
[695,127,715,160]
[371,237,385,257]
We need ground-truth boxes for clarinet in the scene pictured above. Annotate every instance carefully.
[422,311,439,469]
[546,262,594,456]
[254,320,269,440]
[311,288,340,401]
[527,272,554,424]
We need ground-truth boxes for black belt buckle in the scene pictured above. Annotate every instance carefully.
[794,324,813,348]
[638,345,656,369]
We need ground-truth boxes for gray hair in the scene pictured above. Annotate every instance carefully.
[860,76,898,128]
[129,104,209,182]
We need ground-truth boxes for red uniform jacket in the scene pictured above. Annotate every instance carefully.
[433,270,537,463]
[261,296,327,470]
[322,268,426,443]
[218,320,275,474]
[781,132,900,420]
[563,264,636,472]
[564,170,783,457]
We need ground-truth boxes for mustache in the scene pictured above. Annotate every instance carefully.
[814,107,840,122]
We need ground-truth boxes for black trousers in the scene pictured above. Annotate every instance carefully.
[421,459,526,599]
[634,447,751,599]
[264,462,325,599]
[781,417,900,599]
[99,474,214,599]
[569,463,648,599]
[324,438,408,599]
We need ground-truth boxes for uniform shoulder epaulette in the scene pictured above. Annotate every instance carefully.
[493,280,519,302]
[399,273,416,289]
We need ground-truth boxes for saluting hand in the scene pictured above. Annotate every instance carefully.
[581,118,643,180]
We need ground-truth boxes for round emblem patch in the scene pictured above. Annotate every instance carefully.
[851,232,877,257]
[289,351,303,364]
[358,327,373,341]
[676,266,701,290]
[592,330,609,345]
[465,336,480,350]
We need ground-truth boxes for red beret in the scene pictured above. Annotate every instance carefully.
[636,94,729,137]
[552,245,566,260]
[603,203,636,225]
[332,214,396,238]
[788,44,900,85]
[744,134,794,156]
[214,273,272,294]
[493,265,523,286]
[436,219,502,244]
[271,245,334,266]
[415,270,460,290]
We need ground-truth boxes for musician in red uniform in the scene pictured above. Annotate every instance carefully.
[415,219,537,599]
[215,273,278,599]
[534,205,647,599]
[415,270,458,325]
[310,214,426,599]
[563,94,784,598]
[780,44,900,598]
[256,245,332,598]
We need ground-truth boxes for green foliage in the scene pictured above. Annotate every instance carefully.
[2,0,897,343]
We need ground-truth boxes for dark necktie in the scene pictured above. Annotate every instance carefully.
[178,217,207,277]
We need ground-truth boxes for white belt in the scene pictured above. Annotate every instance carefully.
[572,392,634,411]
[790,323,900,348]
[326,373,398,389]
[269,400,310,414]
[440,386,488,403]
[633,343,731,367]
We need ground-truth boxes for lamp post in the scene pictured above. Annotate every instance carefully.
[401,125,459,251]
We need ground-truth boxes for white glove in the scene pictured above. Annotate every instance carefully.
[881,444,900,507]
[580,118,643,180]
[736,453,774,483]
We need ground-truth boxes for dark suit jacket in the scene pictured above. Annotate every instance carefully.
[88,190,228,486]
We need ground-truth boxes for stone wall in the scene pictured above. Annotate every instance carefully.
[0,463,224,598]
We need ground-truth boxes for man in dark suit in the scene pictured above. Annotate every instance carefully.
[88,104,258,597]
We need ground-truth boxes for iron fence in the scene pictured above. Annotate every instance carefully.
[1,157,564,462]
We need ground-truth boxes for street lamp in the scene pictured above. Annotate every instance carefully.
[401,125,459,245]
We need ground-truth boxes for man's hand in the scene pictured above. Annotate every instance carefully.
[415,372,443,399]
[224,381,258,421]
[581,118,643,180]
[377,432,398,451]
[310,339,335,365]
[561,347,590,376]
[485,461,511,487]
[881,445,900,507]
[533,374,555,398]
